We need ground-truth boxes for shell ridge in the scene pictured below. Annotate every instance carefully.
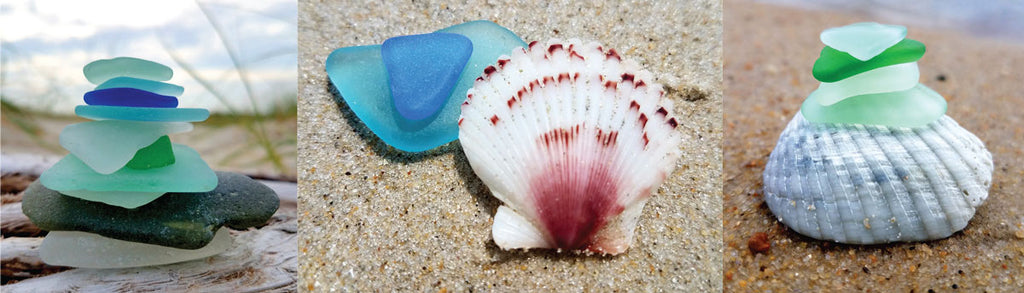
[864,124,923,241]
[826,122,875,243]
[858,124,910,242]
[914,120,976,230]
[931,116,992,207]
[804,124,837,240]
[892,126,955,239]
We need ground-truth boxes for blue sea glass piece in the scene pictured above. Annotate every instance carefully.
[325,20,527,152]
[84,88,178,108]
[96,77,184,97]
[382,33,472,121]
[75,105,209,122]
[39,144,217,193]
[83,57,173,85]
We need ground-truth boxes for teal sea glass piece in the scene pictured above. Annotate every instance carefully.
[382,33,473,121]
[84,88,178,108]
[821,22,906,61]
[83,57,173,85]
[59,120,192,174]
[59,190,165,209]
[25,172,278,249]
[813,39,926,82]
[326,20,527,152]
[801,84,947,128]
[75,105,209,122]
[39,144,217,193]
[96,76,184,97]
[810,62,919,106]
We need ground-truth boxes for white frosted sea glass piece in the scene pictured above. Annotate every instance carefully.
[59,120,192,174]
[811,62,919,106]
[39,228,232,269]
[821,22,907,61]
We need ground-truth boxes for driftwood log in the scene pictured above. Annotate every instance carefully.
[1,167,298,292]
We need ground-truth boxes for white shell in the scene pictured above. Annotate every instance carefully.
[763,113,993,244]
[459,39,681,254]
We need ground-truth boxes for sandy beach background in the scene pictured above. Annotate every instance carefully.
[724,0,1024,291]
[297,0,722,291]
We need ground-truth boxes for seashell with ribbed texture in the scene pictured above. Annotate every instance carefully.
[763,113,993,244]
[458,38,682,254]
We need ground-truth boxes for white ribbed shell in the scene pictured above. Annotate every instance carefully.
[459,39,681,254]
[763,114,992,244]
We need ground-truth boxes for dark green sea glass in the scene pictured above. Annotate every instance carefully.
[812,39,925,83]
[126,135,175,170]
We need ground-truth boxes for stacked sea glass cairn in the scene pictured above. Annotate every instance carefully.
[22,57,280,269]
[326,20,527,152]
[801,22,946,127]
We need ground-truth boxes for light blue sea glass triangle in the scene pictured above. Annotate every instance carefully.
[39,144,217,193]
[821,22,906,61]
[83,57,173,85]
[325,20,527,152]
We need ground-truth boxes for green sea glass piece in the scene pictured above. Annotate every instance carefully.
[83,57,173,85]
[813,39,926,82]
[24,172,278,249]
[59,190,165,209]
[59,120,192,174]
[811,62,919,106]
[75,105,210,122]
[96,76,184,96]
[126,135,175,170]
[801,84,947,128]
[39,144,217,193]
[39,228,232,269]
[821,22,907,61]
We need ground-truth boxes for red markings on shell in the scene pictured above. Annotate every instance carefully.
[490,115,500,125]
[531,155,624,251]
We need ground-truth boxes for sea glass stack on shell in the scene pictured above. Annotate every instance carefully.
[22,57,279,268]
[325,20,527,152]
[762,23,993,244]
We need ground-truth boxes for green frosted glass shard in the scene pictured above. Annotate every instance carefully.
[813,39,926,82]
[59,190,165,209]
[95,76,184,97]
[810,62,919,106]
[59,121,192,174]
[821,22,906,61]
[83,57,173,85]
[39,228,231,269]
[801,84,947,128]
[126,135,175,170]
[39,144,217,193]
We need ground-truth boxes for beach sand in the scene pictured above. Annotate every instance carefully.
[723,1,1024,291]
[297,1,723,291]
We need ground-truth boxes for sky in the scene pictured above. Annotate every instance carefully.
[0,0,297,115]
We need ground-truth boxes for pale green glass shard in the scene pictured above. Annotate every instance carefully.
[821,22,907,61]
[83,57,173,85]
[95,76,184,96]
[39,228,231,269]
[59,121,192,174]
[802,84,947,128]
[39,144,217,193]
[59,190,165,209]
[811,62,919,106]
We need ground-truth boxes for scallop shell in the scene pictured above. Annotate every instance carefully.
[763,113,993,244]
[458,39,681,254]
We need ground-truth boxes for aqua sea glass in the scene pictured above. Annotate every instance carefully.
[813,39,926,82]
[382,33,473,121]
[59,190,166,209]
[84,88,178,108]
[821,22,907,61]
[83,57,173,85]
[59,120,192,174]
[39,144,217,193]
[75,105,210,122]
[126,135,175,170]
[326,20,527,152]
[810,62,919,106]
[40,228,231,269]
[802,84,947,128]
[96,76,185,97]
